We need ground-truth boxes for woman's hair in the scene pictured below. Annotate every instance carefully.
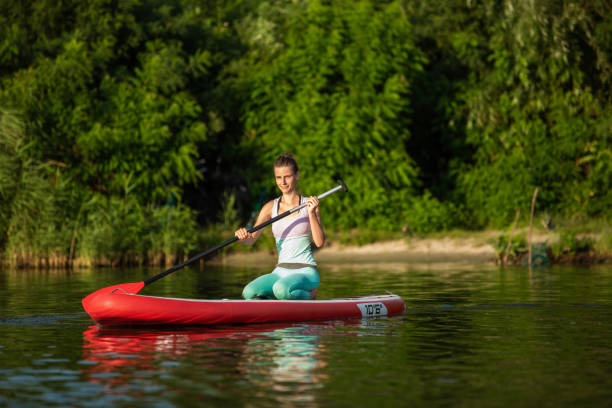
[274,152,299,174]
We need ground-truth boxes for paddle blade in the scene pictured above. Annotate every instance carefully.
[82,282,145,319]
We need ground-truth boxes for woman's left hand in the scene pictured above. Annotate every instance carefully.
[306,196,319,215]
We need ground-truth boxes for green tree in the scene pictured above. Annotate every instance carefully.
[453,0,612,225]
[0,0,220,264]
[242,0,425,229]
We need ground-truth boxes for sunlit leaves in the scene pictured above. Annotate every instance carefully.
[1,0,611,264]
[455,0,612,225]
[244,0,424,229]
[0,0,214,263]
[78,41,207,201]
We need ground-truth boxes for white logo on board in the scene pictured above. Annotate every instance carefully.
[357,302,388,317]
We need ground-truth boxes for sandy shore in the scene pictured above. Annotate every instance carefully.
[208,236,498,269]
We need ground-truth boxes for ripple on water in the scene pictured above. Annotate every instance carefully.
[1,266,612,407]
[0,314,87,327]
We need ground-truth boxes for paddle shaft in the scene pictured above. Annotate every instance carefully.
[143,182,347,286]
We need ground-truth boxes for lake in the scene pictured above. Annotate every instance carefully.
[1,262,611,407]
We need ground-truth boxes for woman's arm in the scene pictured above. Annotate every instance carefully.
[235,200,273,246]
[306,196,325,247]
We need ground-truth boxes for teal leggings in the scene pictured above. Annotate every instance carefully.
[242,266,320,300]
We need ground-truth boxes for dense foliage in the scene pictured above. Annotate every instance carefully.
[0,0,610,265]
[453,0,612,225]
[242,0,424,230]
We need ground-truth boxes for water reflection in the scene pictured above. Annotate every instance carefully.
[237,326,326,406]
[82,322,341,406]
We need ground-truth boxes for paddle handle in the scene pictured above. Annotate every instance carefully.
[144,236,239,285]
[143,179,348,286]
[247,182,347,234]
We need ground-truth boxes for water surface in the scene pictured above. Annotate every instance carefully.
[1,264,611,407]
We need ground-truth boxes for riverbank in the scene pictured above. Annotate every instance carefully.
[208,234,498,269]
[207,226,612,269]
[3,224,611,269]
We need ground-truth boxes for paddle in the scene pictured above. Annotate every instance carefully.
[82,178,348,308]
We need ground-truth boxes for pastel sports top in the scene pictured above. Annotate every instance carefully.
[271,196,316,266]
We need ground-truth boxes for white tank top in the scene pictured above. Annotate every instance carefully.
[271,196,316,266]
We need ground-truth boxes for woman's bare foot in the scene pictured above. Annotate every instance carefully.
[310,288,318,300]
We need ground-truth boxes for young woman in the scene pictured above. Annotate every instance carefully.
[235,153,324,300]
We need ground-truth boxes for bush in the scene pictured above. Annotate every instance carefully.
[78,195,147,265]
[491,234,528,261]
[330,229,404,246]
[403,192,457,234]
[148,203,200,265]
[595,231,612,255]
[78,195,200,266]
[549,230,595,258]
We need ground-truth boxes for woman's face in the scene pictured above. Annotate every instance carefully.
[274,165,298,194]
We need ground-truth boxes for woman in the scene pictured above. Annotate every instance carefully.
[235,153,324,300]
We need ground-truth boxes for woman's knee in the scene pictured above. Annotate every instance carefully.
[272,281,290,299]
[242,285,256,299]
[272,280,312,300]
[242,273,278,299]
